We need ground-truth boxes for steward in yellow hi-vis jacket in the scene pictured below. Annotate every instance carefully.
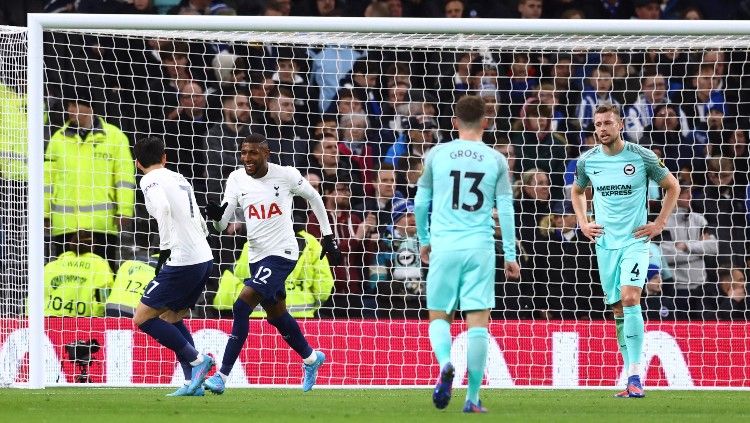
[105,258,157,317]
[0,84,27,182]
[44,97,135,242]
[213,230,334,318]
[42,231,114,317]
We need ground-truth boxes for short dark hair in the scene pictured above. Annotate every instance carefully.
[242,132,268,147]
[594,104,621,118]
[455,95,486,126]
[134,136,165,167]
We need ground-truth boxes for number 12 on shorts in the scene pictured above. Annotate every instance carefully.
[252,266,272,285]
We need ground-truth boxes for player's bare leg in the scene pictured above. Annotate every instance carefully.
[429,310,455,409]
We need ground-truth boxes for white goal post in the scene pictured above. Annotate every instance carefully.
[13,14,750,389]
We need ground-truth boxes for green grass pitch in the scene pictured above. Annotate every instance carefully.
[1,388,748,423]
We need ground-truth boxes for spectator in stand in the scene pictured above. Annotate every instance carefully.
[306,135,366,209]
[717,267,748,320]
[168,0,236,14]
[355,164,398,237]
[385,116,438,168]
[338,113,378,194]
[599,50,639,105]
[43,230,114,317]
[678,63,726,145]
[542,52,581,117]
[511,104,568,198]
[380,79,412,135]
[252,86,309,167]
[339,58,382,123]
[205,87,252,205]
[696,157,749,268]
[514,168,553,319]
[682,5,704,20]
[444,0,464,17]
[364,0,390,17]
[662,184,719,320]
[493,141,518,185]
[642,239,677,320]
[395,155,424,199]
[639,104,697,174]
[264,0,291,15]
[45,93,135,267]
[632,0,661,19]
[307,179,377,317]
[577,66,620,130]
[507,53,540,117]
[717,129,750,186]
[331,87,367,117]
[204,88,252,271]
[625,71,690,143]
[312,116,339,139]
[247,71,276,124]
[272,48,319,129]
[163,81,210,199]
[517,0,542,18]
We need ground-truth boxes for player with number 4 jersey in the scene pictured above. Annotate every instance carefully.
[133,136,215,397]
[415,95,519,413]
[572,105,680,399]
[202,133,341,394]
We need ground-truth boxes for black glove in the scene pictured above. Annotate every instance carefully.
[154,249,171,277]
[203,201,228,221]
[321,234,342,266]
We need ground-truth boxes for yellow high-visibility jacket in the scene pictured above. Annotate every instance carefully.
[44,117,135,236]
[105,259,156,316]
[0,84,28,182]
[213,231,334,318]
[43,251,114,317]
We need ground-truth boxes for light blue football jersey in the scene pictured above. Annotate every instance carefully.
[415,139,515,259]
[575,141,670,249]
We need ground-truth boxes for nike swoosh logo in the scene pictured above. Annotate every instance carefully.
[626,335,637,338]
[630,277,640,281]
[592,171,602,174]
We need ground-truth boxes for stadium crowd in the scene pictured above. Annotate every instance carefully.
[0,0,748,321]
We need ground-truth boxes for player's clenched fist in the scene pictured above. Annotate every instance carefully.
[203,201,228,221]
[321,234,342,265]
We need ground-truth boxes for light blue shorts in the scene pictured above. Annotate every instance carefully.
[426,248,495,313]
[595,242,649,305]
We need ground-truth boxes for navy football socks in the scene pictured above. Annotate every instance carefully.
[173,321,195,380]
[268,311,314,359]
[219,299,253,375]
[139,317,198,363]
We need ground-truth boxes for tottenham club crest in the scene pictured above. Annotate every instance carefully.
[623,163,636,176]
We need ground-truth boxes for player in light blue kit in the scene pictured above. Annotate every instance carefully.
[572,105,680,398]
[415,95,520,413]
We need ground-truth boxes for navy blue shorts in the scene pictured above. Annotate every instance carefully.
[244,256,297,307]
[140,259,213,311]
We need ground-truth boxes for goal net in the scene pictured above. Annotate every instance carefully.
[5,16,750,388]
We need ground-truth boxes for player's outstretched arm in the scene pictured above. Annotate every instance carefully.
[633,172,680,240]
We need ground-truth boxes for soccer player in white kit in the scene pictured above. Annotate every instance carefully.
[203,133,341,394]
[132,136,215,397]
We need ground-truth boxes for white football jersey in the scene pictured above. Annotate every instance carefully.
[140,167,212,266]
[220,163,327,263]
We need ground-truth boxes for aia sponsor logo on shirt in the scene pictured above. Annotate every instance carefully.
[248,203,282,219]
